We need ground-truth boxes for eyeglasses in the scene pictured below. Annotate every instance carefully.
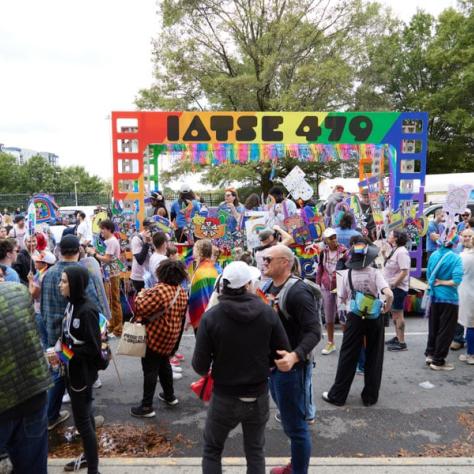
[262,256,289,264]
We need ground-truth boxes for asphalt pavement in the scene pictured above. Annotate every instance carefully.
[52,316,474,459]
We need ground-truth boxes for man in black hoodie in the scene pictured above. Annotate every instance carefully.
[193,261,290,474]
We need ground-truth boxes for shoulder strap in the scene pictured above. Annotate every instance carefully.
[428,253,451,288]
[148,287,182,323]
[277,276,303,320]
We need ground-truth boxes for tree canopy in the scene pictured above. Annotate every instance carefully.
[137,0,474,189]
[0,152,109,195]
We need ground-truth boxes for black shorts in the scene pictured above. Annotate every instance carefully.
[392,288,408,312]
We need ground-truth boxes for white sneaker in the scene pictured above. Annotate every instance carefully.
[93,377,102,389]
[430,363,455,371]
[172,365,183,373]
[459,354,474,364]
[62,393,71,403]
[172,372,183,380]
[321,342,336,355]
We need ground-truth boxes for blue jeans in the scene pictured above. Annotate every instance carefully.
[358,347,366,371]
[466,327,474,355]
[304,361,316,421]
[47,369,66,423]
[270,365,311,474]
[453,323,466,344]
[35,313,48,349]
[0,400,48,474]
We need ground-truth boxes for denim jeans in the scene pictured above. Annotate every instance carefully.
[0,400,48,474]
[34,313,48,349]
[69,385,99,474]
[47,369,66,423]
[203,392,269,474]
[270,365,311,474]
[466,327,474,355]
[304,361,316,421]
[453,323,466,344]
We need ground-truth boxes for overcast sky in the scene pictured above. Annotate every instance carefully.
[0,0,458,180]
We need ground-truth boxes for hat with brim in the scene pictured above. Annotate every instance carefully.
[346,244,379,270]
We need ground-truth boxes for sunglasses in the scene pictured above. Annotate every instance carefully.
[262,256,289,264]
[462,214,470,217]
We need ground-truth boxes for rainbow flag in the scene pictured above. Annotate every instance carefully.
[58,344,74,364]
[188,260,218,329]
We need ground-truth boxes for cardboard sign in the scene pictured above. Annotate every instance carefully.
[281,166,314,201]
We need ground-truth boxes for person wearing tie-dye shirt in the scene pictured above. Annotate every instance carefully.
[188,239,219,333]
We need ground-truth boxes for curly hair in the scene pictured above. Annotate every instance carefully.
[193,239,213,259]
[156,259,188,286]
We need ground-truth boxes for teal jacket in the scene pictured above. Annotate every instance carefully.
[427,247,464,304]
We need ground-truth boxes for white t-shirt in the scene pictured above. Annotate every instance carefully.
[130,234,150,281]
[76,221,92,245]
[104,235,121,277]
[383,246,411,291]
[148,253,168,286]
[340,266,389,304]
[9,226,27,250]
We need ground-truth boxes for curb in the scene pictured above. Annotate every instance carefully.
[48,457,474,466]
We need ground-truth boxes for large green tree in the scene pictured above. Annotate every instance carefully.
[358,2,474,173]
[138,0,395,192]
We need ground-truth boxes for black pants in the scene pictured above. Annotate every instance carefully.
[328,312,384,405]
[68,385,98,474]
[425,302,459,365]
[203,393,269,474]
[141,347,174,407]
[131,279,145,292]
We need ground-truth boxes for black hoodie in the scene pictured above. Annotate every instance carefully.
[61,265,101,390]
[192,292,290,397]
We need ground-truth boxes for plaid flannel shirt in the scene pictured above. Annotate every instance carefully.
[40,261,102,347]
[135,283,188,355]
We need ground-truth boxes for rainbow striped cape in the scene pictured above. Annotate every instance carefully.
[188,260,219,329]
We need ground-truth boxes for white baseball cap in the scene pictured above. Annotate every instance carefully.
[33,250,56,266]
[322,227,337,239]
[180,183,191,193]
[222,262,261,289]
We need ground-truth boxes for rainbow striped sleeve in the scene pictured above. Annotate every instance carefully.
[188,261,219,329]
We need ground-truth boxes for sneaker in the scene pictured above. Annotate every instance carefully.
[450,341,464,351]
[385,336,399,346]
[356,368,365,376]
[322,391,344,407]
[172,372,183,380]
[274,412,281,423]
[171,365,183,373]
[158,392,179,406]
[307,418,316,425]
[130,406,156,418]
[321,342,336,355]
[270,463,293,474]
[174,353,185,360]
[429,363,455,371]
[64,453,87,471]
[92,377,102,389]
[459,354,474,364]
[48,410,70,431]
[62,392,71,403]
[425,356,433,365]
[387,342,408,352]
[169,356,181,366]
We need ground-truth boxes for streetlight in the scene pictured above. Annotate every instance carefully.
[74,181,79,207]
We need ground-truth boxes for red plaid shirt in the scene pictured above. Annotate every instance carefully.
[135,283,188,355]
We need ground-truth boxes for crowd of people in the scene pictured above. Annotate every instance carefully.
[1,186,474,474]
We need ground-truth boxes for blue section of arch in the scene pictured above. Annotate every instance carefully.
[382,112,429,277]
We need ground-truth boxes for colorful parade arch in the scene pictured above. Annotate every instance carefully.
[111,111,428,275]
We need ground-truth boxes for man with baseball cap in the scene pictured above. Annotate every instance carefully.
[170,184,201,243]
[193,261,290,473]
[458,208,472,233]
